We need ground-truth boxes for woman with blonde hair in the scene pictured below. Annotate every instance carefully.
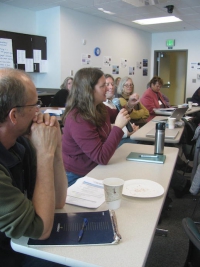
[50,76,73,107]
[117,76,149,127]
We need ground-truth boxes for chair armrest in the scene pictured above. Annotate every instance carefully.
[182,217,200,250]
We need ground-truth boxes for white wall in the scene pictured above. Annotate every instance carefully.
[0,3,152,94]
[152,31,200,99]
[0,3,36,34]
[35,7,61,88]
[59,7,151,96]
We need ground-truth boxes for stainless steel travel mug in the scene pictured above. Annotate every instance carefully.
[154,122,165,155]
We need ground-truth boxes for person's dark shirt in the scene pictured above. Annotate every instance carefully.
[192,87,200,106]
[0,137,36,266]
[50,89,69,107]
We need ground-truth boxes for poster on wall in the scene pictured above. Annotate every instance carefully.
[143,68,148,76]
[33,50,41,63]
[121,58,127,68]
[112,65,119,74]
[25,58,33,72]
[0,38,14,69]
[136,61,142,69]
[81,54,91,65]
[143,59,148,67]
[17,50,26,64]
[104,56,111,67]
[40,60,48,73]
[191,62,200,70]
[129,67,135,75]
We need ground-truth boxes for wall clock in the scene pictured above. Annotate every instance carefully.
[94,47,101,56]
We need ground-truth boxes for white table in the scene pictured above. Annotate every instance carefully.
[11,144,179,267]
[130,116,184,144]
[154,106,200,116]
[186,106,200,115]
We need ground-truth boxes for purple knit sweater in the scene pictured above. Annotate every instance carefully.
[62,106,123,176]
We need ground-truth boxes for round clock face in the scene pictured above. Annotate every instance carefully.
[94,47,101,56]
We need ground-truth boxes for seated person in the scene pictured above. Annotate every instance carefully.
[147,82,170,107]
[103,74,139,139]
[140,76,169,121]
[192,87,200,106]
[191,87,200,124]
[189,125,200,195]
[50,77,73,107]
[0,68,67,267]
[162,93,170,107]
[62,68,133,187]
[114,76,121,96]
[117,76,149,127]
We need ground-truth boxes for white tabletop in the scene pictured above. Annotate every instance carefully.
[11,144,179,267]
[154,106,200,116]
[130,116,184,144]
[186,106,200,115]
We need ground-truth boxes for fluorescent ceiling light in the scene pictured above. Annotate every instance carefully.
[98,7,115,15]
[123,0,169,7]
[133,16,182,25]
[103,10,115,15]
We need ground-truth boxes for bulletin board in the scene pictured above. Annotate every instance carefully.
[0,30,47,72]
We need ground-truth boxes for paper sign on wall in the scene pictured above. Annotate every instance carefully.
[33,49,41,63]
[0,38,14,69]
[17,50,26,64]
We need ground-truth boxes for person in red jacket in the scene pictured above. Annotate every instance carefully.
[140,76,169,121]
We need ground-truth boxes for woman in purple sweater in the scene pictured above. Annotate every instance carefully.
[62,68,132,186]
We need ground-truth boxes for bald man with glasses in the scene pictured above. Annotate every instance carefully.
[0,69,67,267]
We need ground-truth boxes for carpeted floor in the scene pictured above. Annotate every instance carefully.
[145,182,200,267]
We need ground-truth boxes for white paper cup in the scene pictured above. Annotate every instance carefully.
[168,117,176,129]
[103,178,124,210]
[188,101,193,109]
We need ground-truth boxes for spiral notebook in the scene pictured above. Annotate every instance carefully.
[28,210,121,246]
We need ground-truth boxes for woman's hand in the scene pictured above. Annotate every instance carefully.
[115,108,131,129]
[127,123,139,136]
[127,93,140,109]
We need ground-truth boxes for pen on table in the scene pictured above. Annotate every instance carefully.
[140,154,159,158]
[78,218,88,242]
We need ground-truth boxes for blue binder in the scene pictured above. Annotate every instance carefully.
[28,210,121,246]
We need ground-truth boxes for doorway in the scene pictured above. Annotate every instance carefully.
[154,50,188,106]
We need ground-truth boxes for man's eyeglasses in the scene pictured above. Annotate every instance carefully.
[15,100,42,108]
[124,84,134,88]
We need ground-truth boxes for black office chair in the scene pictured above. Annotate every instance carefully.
[182,217,200,267]
[186,97,193,103]
[181,118,197,175]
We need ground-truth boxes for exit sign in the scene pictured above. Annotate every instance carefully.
[166,39,175,48]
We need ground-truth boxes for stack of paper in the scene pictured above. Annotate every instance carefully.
[66,176,105,208]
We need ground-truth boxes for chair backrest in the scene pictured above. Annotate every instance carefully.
[182,217,200,267]
[186,97,193,103]
[181,118,197,161]
[181,118,197,146]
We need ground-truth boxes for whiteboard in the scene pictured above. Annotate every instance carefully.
[0,38,14,69]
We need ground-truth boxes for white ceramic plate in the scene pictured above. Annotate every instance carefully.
[122,179,164,198]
